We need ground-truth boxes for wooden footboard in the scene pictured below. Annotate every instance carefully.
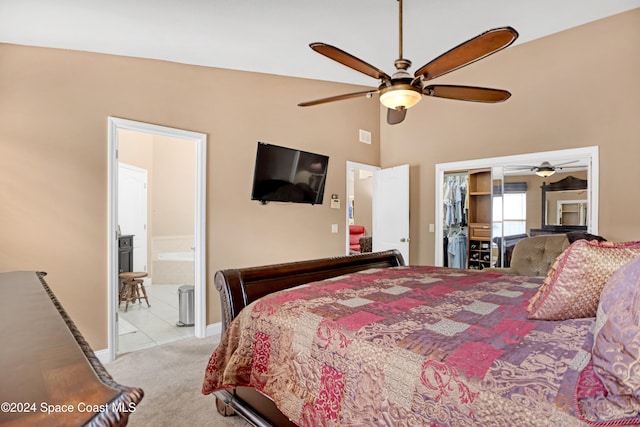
[212,250,405,426]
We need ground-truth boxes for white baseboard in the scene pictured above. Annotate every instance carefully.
[205,322,222,337]
[94,348,112,364]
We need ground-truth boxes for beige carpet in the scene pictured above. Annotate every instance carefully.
[104,336,250,426]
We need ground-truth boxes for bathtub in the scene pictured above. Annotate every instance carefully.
[156,251,195,262]
[153,251,194,284]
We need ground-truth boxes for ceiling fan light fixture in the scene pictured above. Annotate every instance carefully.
[379,85,422,110]
[535,168,556,177]
[534,161,556,177]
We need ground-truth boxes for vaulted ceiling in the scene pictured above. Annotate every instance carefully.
[1,0,639,86]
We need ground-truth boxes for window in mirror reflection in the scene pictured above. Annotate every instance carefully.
[493,192,527,236]
[492,181,528,237]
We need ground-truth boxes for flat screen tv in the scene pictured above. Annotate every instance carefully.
[251,142,329,205]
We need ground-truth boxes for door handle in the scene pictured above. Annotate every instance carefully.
[400,237,410,242]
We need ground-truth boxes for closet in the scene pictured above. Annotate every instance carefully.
[435,146,598,269]
[443,169,493,270]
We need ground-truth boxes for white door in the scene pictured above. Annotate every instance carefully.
[372,164,410,263]
[118,163,148,273]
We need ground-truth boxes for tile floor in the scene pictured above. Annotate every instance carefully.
[117,283,194,354]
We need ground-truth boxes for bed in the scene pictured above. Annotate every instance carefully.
[202,248,640,426]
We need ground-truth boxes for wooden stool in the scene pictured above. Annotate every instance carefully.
[118,272,150,312]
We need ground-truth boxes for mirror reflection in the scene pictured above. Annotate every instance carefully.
[436,147,597,270]
[539,175,588,231]
[546,190,588,226]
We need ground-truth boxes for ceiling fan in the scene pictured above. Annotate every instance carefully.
[298,0,518,125]
[506,160,584,177]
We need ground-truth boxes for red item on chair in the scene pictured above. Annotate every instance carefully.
[349,225,367,252]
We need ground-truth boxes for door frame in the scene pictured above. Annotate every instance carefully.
[434,146,599,266]
[107,117,207,362]
[345,161,380,254]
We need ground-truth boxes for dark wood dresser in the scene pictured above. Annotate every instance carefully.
[118,235,134,274]
[0,271,143,426]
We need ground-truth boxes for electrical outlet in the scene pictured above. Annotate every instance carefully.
[331,224,338,233]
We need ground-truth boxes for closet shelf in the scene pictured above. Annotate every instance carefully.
[467,169,492,269]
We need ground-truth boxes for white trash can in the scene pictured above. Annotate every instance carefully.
[177,285,195,327]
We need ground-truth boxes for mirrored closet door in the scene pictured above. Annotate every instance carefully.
[434,146,599,268]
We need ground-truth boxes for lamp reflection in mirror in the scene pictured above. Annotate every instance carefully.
[535,162,556,177]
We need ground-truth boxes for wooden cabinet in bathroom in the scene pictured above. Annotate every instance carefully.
[118,234,134,274]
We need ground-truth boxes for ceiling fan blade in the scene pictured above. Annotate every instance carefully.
[414,27,518,81]
[387,108,407,125]
[310,43,391,81]
[298,89,378,107]
[505,165,536,170]
[423,85,511,103]
[554,160,579,167]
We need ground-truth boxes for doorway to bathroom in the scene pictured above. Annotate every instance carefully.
[107,117,207,361]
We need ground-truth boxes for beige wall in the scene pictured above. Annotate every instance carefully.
[1,8,638,349]
[151,135,195,237]
[0,44,380,349]
[381,8,640,265]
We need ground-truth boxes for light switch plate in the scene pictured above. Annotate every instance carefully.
[331,224,338,233]
[331,199,340,209]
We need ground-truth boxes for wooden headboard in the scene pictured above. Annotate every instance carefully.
[214,250,405,331]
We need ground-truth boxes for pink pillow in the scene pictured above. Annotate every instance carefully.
[527,240,640,320]
[591,256,640,415]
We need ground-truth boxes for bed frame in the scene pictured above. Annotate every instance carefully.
[212,250,405,427]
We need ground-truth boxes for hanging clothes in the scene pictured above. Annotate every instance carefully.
[454,179,463,225]
[443,174,468,227]
[443,173,469,268]
[447,228,468,269]
[443,177,453,226]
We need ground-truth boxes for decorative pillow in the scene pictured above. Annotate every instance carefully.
[591,256,640,413]
[526,250,565,310]
[527,240,640,320]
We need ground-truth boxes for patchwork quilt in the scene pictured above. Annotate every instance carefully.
[202,266,639,426]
